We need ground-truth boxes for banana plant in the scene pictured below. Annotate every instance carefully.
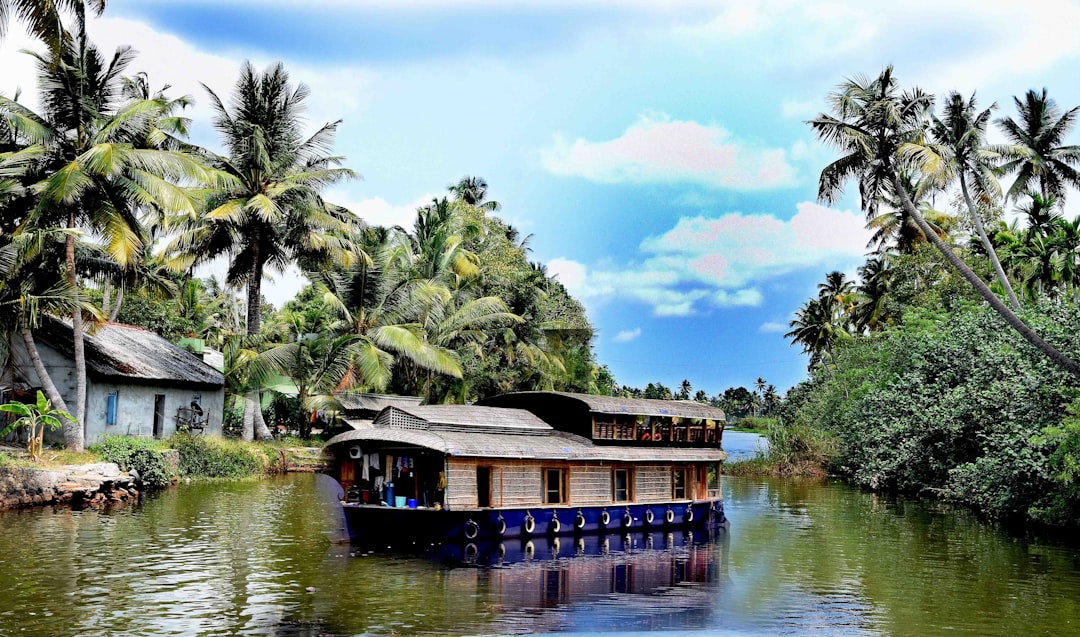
[0,390,74,462]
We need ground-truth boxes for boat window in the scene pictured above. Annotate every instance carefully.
[673,468,687,499]
[612,469,631,502]
[544,468,567,504]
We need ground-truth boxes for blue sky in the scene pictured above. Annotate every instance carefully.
[4,0,1080,395]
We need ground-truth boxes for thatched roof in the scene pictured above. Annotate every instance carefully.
[377,405,552,432]
[478,391,726,421]
[326,427,725,462]
[325,404,726,462]
[334,392,423,412]
[36,319,223,388]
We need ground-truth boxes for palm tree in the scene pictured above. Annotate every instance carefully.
[0,0,103,48]
[997,89,1080,204]
[166,63,359,440]
[853,256,891,332]
[786,297,848,368]
[450,175,500,212]
[168,61,359,337]
[907,91,1021,310]
[809,66,1080,376]
[678,379,692,400]
[1016,191,1061,239]
[866,172,953,254]
[0,30,210,449]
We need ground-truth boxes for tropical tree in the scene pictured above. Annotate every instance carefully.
[0,29,210,449]
[865,172,953,254]
[907,91,1021,310]
[786,297,848,368]
[0,0,103,48]
[997,89,1080,204]
[169,61,358,337]
[679,379,692,400]
[853,256,891,332]
[809,66,1080,376]
[0,390,73,461]
[166,62,359,440]
[449,175,500,212]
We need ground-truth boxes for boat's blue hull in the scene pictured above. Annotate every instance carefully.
[341,499,727,545]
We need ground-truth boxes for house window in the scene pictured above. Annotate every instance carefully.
[544,468,567,504]
[105,391,119,426]
[673,468,687,499]
[612,468,632,502]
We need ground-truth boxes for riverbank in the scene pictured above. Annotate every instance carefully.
[0,435,326,511]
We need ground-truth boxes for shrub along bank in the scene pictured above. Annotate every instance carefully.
[90,434,285,487]
[753,300,1080,527]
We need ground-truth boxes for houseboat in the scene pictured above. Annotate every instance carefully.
[324,391,728,545]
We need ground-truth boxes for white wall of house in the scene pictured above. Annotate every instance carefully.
[10,338,224,444]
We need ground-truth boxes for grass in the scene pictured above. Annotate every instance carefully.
[0,447,98,469]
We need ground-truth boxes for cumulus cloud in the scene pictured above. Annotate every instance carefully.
[548,201,871,317]
[541,113,797,190]
[759,321,787,333]
[613,328,642,343]
[332,192,439,229]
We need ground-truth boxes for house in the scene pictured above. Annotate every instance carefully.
[334,391,423,431]
[8,318,225,443]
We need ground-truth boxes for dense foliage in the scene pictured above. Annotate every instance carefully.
[91,436,172,488]
[171,433,271,479]
[769,67,1080,527]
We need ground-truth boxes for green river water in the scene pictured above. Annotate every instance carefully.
[1,463,1079,635]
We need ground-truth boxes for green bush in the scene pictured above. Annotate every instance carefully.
[171,433,269,479]
[782,299,1080,525]
[732,417,775,431]
[91,436,172,489]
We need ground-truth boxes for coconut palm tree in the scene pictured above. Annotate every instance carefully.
[866,172,954,254]
[853,256,891,332]
[0,0,103,48]
[809,66,1080,376]
[905,91,1021,310]
[0,30,210,449]
[450,175,500,212]
[168,61,359,337]
[997,89,1080,204]
[786,297,848,368]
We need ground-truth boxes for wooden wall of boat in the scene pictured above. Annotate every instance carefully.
[445,458,702,509]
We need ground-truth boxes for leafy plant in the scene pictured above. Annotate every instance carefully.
[0,391,72,461]
[91,436,172,488]
[171,432,269,479]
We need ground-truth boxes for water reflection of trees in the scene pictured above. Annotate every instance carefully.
[722,476,1080,637]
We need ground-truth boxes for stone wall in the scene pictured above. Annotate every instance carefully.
[0,463,139,509]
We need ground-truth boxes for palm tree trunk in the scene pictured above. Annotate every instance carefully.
[246,238,262,336]
[102,281,111,315]
[253,394,272,440]
[241,392,256,441]
[66,214,86,452]
[19,327,75,436]
[108,286,124,322]
[891,172,1080,376]
[959,172,1021,310]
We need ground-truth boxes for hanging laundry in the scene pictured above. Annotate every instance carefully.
[385,455,392,482]
[361,454,370,481]
[370,454,380,470]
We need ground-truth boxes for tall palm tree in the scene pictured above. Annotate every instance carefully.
[166,62,359,440]
[786,297,848,368]
[906,91,1021,310]
[449,175,500,212]
[997,89,1080,204]
[0,30,210,449]
[853,256,891,332]
[679,379,692,400]
[0,0,103,48]
[866,172,954,254]
[168,62,359,337]
[809,66,1080,376]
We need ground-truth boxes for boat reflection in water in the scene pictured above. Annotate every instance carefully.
[331,530,727,634]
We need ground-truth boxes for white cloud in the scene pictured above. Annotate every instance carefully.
[541,113,797,190]
[547,201,870,317]
[332,192,438,229]
[613,328,642,343]
[781,98,819,119]
[759,321,787,333]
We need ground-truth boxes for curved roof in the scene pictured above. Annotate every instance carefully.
[478,391,726,421]
[325,427,725,463]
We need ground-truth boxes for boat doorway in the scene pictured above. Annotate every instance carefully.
[477,467,492,507]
